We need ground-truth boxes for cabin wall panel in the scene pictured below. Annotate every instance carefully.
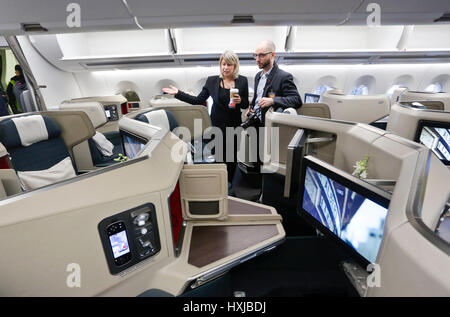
[418,64,450,92]
[286,65,349,99]
[344,64,424,95]
[17,36,82,108]
[72,63,450,108]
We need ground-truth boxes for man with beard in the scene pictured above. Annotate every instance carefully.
[245,40,302,126]
[234,40,302,201]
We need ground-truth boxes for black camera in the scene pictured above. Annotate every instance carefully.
[241,108,261,129]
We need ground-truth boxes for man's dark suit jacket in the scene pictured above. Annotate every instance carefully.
[175,75,249,131]
[252,63,302,125]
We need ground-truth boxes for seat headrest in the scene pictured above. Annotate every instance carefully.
[135,109,179,131]
[0,115,61,149]
[149,98,191,107]
[299,103,331,119]
[59,101,107,128]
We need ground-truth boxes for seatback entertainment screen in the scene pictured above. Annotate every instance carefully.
[304,93,320,103]
[415,120,450,166]
[122,131,147,159]
[298,156,390,265]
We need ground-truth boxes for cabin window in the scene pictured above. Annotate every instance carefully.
[351,85,369,96]
[425,82,442,93]
[314,85,333,95]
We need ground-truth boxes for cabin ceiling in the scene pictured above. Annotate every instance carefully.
[6,23,447,72]
[1,0,449,71]
[0,0,449,35]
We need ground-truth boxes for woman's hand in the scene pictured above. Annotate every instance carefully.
[232,94,241,105]
[162,85,179,95]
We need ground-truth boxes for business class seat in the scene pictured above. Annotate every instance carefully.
[0,114,77,190]
[135,109,214,163]
[59,101,124,167]
[387,102,450,141]
[399,90,450,111]
[0,110,286,296]
[273,103,331,118]
[399,100,445,111]
[320,89,391,124]
[135,108,179,131]
[389,87,408,104]
[299,103,331,118]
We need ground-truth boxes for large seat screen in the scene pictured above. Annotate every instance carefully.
[299,157,390,265]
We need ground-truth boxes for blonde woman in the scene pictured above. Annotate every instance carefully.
[163,50,249,183]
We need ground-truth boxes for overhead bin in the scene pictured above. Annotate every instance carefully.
[407,25,450,51]
[292,26,404,52]
[25,23,450,72]
[55,29,177,70]
[174,26,287,54]
[27,30,175,72]
[57,30,170,60]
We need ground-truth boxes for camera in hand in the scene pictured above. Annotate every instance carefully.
[241,107,261,129]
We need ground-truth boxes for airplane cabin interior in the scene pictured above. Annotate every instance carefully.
[0,0,449,298]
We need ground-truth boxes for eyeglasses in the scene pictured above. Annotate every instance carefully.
[253,52,272,59]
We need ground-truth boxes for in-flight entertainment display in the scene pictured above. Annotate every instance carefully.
[299,157,390,264]
[415,120,450,165]
[122,131,147,159]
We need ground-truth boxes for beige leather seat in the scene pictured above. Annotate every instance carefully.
[399,91,450,111]
[387,102,450,140]
[299,103,331,119]
[320,90,391,123]
[401,101,445,111]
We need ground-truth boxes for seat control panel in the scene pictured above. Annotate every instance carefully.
[104,104,119,121]
[98,203,161,275]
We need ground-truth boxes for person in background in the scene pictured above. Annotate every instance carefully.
[0,83,10,116]
[7,64,26,114]
[162,50,249,184]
